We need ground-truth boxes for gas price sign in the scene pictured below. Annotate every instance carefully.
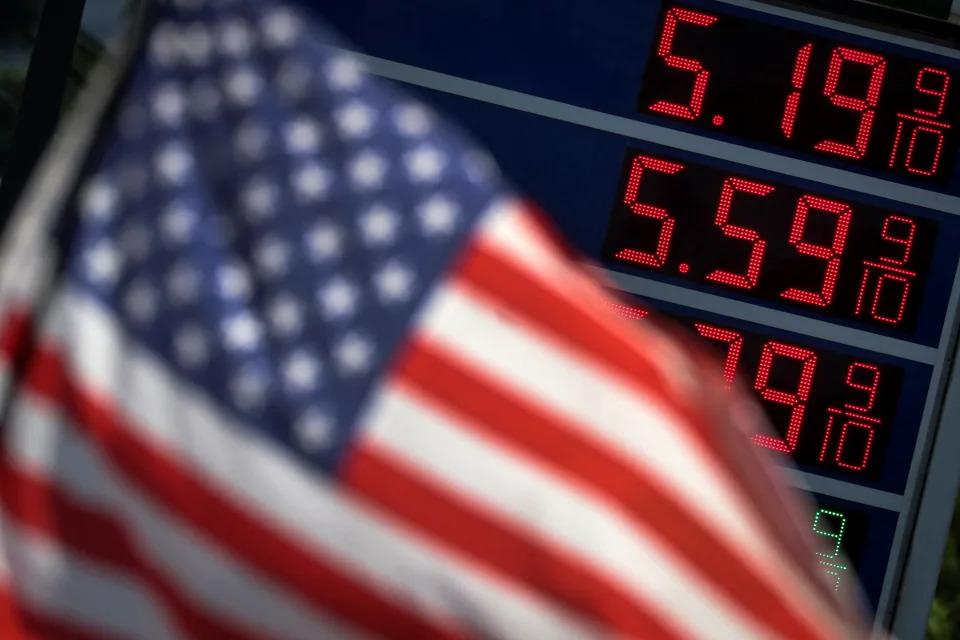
[603,149,940,333]
[639,2,960,184]
[604,300,926,491]
[323,0,960,633]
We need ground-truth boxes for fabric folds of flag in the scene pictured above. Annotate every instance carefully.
[0,0,877,638]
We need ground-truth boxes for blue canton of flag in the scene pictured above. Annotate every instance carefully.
[68,0,505,472]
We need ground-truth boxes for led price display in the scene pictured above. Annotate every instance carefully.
[638,2,960,184]
[810,507,869,595]
[603,148,939,333]
[607,302,905,480]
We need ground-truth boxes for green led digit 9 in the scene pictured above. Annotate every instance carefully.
[813,509,848,591]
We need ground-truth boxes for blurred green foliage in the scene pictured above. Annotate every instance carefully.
[927,495,960,639]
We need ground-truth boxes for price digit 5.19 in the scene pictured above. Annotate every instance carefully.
[646,6,953,177]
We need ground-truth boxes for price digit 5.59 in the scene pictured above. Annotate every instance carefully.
[649,8,718,120]
[614,155,684,267]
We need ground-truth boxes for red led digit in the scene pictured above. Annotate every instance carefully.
[705,177,773,289]
[604,301,651,320]
[814,48,887,160]
[752,341,817,454]
[905,126,946,176]
[820,414,838,463]
[614,155,684,268]
[914,68,951,118]
[694,323,743,389]
[781,195,853,307]
[649,8,719,120]
[889,70,950,175]
[836,420,875,471]
[879,215,916,265]
[844,363,880,413]
[782,43,813,139]
[871,274,911,324]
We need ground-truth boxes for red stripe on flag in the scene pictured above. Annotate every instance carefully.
[344,444,686,640]
[456,243,832,598]
[7,337,467,640]
[395,339,830,640]
[0,451,279,640]
[0,585,32,640]
[21,612,123,640]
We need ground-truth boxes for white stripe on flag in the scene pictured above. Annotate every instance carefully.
[3,391,372,640]
[1,519,179,640]
[363,383,774,640]
[418,280,849,637]
[38,285,606,639]
[477,201,708,396]
[420,281,766,553]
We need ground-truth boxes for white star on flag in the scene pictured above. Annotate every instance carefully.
[374,261,415,303]
[305,221,343,262]
[85,241,123,284]
[155,142,194,185]
[149,22,179,66]
[283,350,322,392]
[405,144,446,182]
[230,366,270,409]
[295,409,335,452]
[334,333,374,376]
[124,281,159,323]
[217,18,254,57]
[318,277,359,319]
[326,55,364,90]
[261,8,300,48]
[174,325,209,368]
[417,194,459,236]
[284,116,323,154]
[224,66,264,106]
[218,263,253,300]
[160,201,197,244]
[292,162,333,201]
[222,311,263,352]
[336,101,377,139]
[267,294,303,337]
[180,23,213,66]
[241,176,279,219]
[254,237,291,279]
[152,82,186,126]
[166,262,202,304]
[79,177,118,221]
[349,151,388,190]
[358,204,400,246]
[394,103,432,137]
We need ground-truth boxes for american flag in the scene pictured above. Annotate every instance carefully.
[0,0,875,637]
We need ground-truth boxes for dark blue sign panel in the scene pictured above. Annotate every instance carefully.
[321,0,960,193]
